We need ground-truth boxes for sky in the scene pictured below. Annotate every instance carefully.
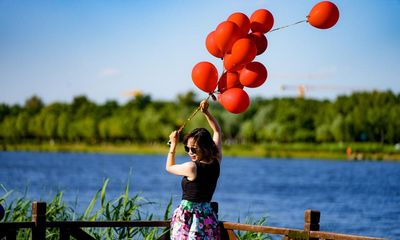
[1,0,399,105]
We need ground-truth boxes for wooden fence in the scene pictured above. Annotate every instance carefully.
[0,201,385,240]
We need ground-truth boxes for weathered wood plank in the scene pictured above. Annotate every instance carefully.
[46,220,171,228]
[309,231,385,240]
[222,221,297,235]
[31,202,46,240]
[304,209,320,240]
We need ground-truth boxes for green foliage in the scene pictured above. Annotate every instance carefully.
[1,181,275,240]
[0,179,168,240]
[1,185,32,239]
[236,216,271,240]
[177,91,197,107]
[1,90,399,145]
[0,103,11,122]
[24,95,44,115]
[0,116,19,140]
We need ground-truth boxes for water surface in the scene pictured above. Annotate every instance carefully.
[1,151,399,239]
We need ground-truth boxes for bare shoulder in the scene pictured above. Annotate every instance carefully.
[183,161,197,181]
[182,161,196,170]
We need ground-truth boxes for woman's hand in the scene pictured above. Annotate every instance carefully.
[200,99,209,113]
[169,130,179,147]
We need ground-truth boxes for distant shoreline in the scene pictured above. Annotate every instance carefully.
[2,142,399,161]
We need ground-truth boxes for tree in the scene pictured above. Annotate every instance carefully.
[218,111,242,142]
[28,113,45,139]
[1,90,400,145]
[98,117,125,140]
[24,95,44,115]
[126,94,152,110]
[97,100,119,119]
[43,113,58,140]
[237,120,254,142]
[138,106,173,142]
[0,104,10,122]
[16,112,30,139]
[316,124,334,142]
[177,91,197,107]
[57,113,70,141]
[71,95,96,118]
[0,116,18,140]
[330,115,346,142]
[68,116,96,142]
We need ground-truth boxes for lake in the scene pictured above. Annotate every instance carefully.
[1,151,399,239]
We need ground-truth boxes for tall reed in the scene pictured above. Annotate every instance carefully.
[1,181,269,239]
[0,180,171,239]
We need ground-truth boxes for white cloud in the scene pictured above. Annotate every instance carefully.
[98,68,121,78]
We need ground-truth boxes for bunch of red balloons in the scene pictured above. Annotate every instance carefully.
[191,1,339,114]
[192,9,273,114]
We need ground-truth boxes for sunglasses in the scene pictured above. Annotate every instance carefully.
[184,146,197,154]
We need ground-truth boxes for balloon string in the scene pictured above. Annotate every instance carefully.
[167,94,212,145]
[269,19,307,32]
[177,94,211,133]
[218,60,226,91]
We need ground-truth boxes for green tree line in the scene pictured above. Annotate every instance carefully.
[0,90,399,145]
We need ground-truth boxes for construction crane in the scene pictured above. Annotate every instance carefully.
[280,84,357,98]
[122,90,143,98]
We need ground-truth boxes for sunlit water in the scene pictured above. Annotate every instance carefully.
[1,151,399,239]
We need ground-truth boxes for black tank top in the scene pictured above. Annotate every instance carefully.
[181,160,220,202]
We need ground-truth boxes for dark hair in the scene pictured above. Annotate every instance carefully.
[183,128,219,163]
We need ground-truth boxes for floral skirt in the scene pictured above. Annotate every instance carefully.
[170,200,220,240]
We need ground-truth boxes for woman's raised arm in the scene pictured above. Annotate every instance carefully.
[200,100,222,160]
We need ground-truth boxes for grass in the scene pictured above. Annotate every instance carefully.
[224,142,400,161]
[0,180,270,240]
[236,216,271,240]
[3,141,399,161]
[0,180,170,239]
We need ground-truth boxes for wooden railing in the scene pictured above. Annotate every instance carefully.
[0,201,385,240]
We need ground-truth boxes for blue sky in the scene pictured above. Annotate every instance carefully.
[1,0,399,105]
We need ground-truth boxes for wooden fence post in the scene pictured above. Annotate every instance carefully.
[304,209,320,240]
[32,202,46,240]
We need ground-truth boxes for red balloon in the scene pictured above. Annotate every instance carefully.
[250,9,274,33]
[218,88,250,114]
[308,1,339,29]
[206,31,224,58]
[191,62,218,93]
[218,71,243,93]
[239,61,268,88]
[227,12,251,37]
[231,38,257,66]
[214,21,240,54]
[223,53,244,72]
[248,32,268,55]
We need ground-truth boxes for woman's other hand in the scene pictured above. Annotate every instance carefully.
[169,130,179,146]
[200,100,209,113]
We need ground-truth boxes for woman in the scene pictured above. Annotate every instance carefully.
[166,99,222,240]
